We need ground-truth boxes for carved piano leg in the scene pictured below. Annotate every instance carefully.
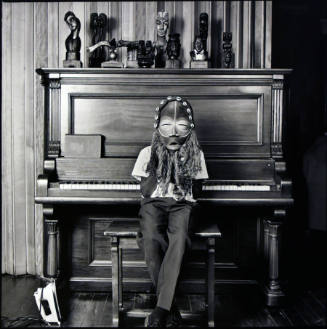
[264,210,285,306]
[119,247,123,310]
[263,219,270,278]
[206,237,215,327]
[44,205,59,278]
[111,236,120,327]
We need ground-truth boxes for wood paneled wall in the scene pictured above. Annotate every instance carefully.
[1,1,272,275]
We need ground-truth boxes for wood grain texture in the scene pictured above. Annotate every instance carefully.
[265,1,272,68]
[109,2,122,62]
[2,2,14,275]
[34,1,48,276]
[24,2,36,275]
[12,2,27,275]
[48,2,59,68]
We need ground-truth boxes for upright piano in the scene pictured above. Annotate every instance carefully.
[36,68,293,306]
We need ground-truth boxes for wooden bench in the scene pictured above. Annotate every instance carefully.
[104,220,222,327]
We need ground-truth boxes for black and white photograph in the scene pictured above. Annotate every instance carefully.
[1,1,326,327]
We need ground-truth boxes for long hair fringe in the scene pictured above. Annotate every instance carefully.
[146,130,202,197]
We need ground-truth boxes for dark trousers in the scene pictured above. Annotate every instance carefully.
[138,197,194,311]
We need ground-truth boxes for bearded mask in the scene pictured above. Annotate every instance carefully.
[154,96,195,151]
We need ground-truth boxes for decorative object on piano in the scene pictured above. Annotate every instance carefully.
[63,11,82,68]
[63,134,102,158]
[165,33,181,68]
[154,11,169,68]
[117,39,139,68]
[132,96,208,327]
[222,32,233,68]
[190,13,209,68]
[87,38,123,68]
[199,13,208,51]
[137,40,155,68]
[89,13,108,67]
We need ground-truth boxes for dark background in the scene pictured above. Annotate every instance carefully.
[272,0,326,288]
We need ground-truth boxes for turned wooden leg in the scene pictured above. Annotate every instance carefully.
[206,237,216,327]
[119,246,123,310]
[111,236,120,327]
[263,219,270,278]
[44,205,59,278]
[264,209,285,306]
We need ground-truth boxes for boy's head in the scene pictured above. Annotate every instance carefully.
[154,96,195,151]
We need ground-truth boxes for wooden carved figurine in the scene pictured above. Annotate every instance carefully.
[89,13,108,67]
[154,11,169,68]
[87,38,122,68]
[222,32,233,68]
[117,40,139,68]
[199,12,208,52]
[190,13,209,68]
[137,40,155,68]
[166,33,181,68]
[63,11,82,68]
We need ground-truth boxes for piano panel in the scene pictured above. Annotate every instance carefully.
[61,207,261,292]
[56,157,275,183]
[59,80,271,158]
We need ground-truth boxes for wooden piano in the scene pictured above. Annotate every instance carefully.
[36,68,293,307]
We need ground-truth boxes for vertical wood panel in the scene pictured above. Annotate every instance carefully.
[48,2,59,68]
[164,1,175,34]
[121,2,135,64]
[2,2,14,274]
[12,2,27,275]
[230,1,242,68]
[34,2,48,276]
[181,1,194,68]
[84,2,97,68]
[265,1,272,68]
[135,2,146,41]
[25,2,36,275]
[212,1,225,68]
[253,1,264,68]
[243,1,253,68]
[223,1,230,32]
[109,2,122,62]
[146,2,157,42]
[174,1,184,63]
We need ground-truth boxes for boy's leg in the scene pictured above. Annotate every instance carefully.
[156,201,193,311]
[138,198,169,288]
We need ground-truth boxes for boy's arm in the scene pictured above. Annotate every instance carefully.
[140,175,157,198]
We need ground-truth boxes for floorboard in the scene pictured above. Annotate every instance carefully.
[1,274,326,327]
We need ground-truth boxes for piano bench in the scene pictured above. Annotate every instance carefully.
[104,220,222,327]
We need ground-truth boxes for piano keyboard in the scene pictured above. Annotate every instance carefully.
[58,182,271,191]
[59,182,141,190]
[203,184,270,191]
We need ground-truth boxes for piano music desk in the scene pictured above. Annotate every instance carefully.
[104,220,222,327]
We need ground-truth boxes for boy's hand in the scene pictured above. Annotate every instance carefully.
[140,175,158,197]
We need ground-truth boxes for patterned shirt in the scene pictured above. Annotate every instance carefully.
[132,146,209,202]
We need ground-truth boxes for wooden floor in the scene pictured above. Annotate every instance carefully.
[1,274,326,327]
[1,230,326,327]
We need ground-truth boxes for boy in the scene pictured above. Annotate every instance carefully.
[132,96,208,327]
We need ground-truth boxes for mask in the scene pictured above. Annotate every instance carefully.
[154,96,195,151]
